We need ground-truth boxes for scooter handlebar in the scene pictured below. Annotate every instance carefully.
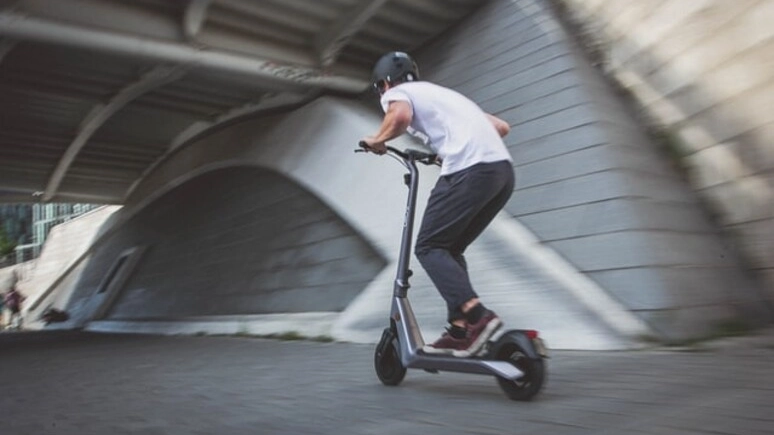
[356,141,439,166]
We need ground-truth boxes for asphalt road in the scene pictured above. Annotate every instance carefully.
[1,330,773,435]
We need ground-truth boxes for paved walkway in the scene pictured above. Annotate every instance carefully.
[1,329,773,435]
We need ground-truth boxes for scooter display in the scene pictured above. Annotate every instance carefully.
[357,142,547,401]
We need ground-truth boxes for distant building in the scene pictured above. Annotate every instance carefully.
[0,204,33,250]
[0,203,99,265]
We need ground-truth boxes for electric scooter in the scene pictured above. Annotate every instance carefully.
[357,142,547,401]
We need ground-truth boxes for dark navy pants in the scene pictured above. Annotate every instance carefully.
[414,160,515,322]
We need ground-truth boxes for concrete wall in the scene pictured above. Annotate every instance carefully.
[21,207,120,304]
[0,261,30,290]
[6,206,120,327]
[557,0,774,300]
[413,0,768,338]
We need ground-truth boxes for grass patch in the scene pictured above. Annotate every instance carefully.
[664,320,754,349]
[267,331,306,341]
[713,320,753,338]
[214,330,335,343]
[266,332,334,343]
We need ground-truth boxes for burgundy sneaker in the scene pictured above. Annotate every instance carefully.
[465,310,502,356]
[422,329,469,356]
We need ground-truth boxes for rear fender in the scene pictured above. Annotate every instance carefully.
[488,330,544,360]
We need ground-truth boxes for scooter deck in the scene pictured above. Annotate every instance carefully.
[406,349,524,380]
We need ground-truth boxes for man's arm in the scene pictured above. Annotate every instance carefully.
[361,101,413,154]
[486,113,510,138]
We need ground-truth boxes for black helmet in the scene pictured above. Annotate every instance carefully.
[371,51,419,94]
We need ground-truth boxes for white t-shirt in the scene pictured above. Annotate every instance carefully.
[380,81,512,176]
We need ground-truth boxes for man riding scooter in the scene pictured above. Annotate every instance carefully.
[361,51,514,357]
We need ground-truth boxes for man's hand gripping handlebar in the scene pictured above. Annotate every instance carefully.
[356,141,440,166]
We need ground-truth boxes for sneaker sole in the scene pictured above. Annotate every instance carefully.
[421,345,456,355]
[455,317,502,358]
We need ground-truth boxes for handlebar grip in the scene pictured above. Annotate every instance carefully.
[355,141,369,153]
[356,141,427,162]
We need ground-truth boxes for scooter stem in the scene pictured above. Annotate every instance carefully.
[394,158,419,298]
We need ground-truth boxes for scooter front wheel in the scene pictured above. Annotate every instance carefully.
[490,333,546,401]
[374,328,407,386]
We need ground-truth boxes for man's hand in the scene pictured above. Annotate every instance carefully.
[360,136,387,155]
[486,113,510,137]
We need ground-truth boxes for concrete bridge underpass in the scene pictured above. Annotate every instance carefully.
[2,0,770,348]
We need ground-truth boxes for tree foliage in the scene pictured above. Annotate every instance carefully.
[0,222,17,257]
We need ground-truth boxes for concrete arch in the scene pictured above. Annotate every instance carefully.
[63,163,385,323]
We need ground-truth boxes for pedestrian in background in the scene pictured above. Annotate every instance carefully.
[0,287,5,329]
[4,284,25,330]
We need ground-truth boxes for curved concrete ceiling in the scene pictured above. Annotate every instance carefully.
[0,0,483,203]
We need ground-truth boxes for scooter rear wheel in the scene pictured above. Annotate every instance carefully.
[374,328,407,386]
[493,342,545,401]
